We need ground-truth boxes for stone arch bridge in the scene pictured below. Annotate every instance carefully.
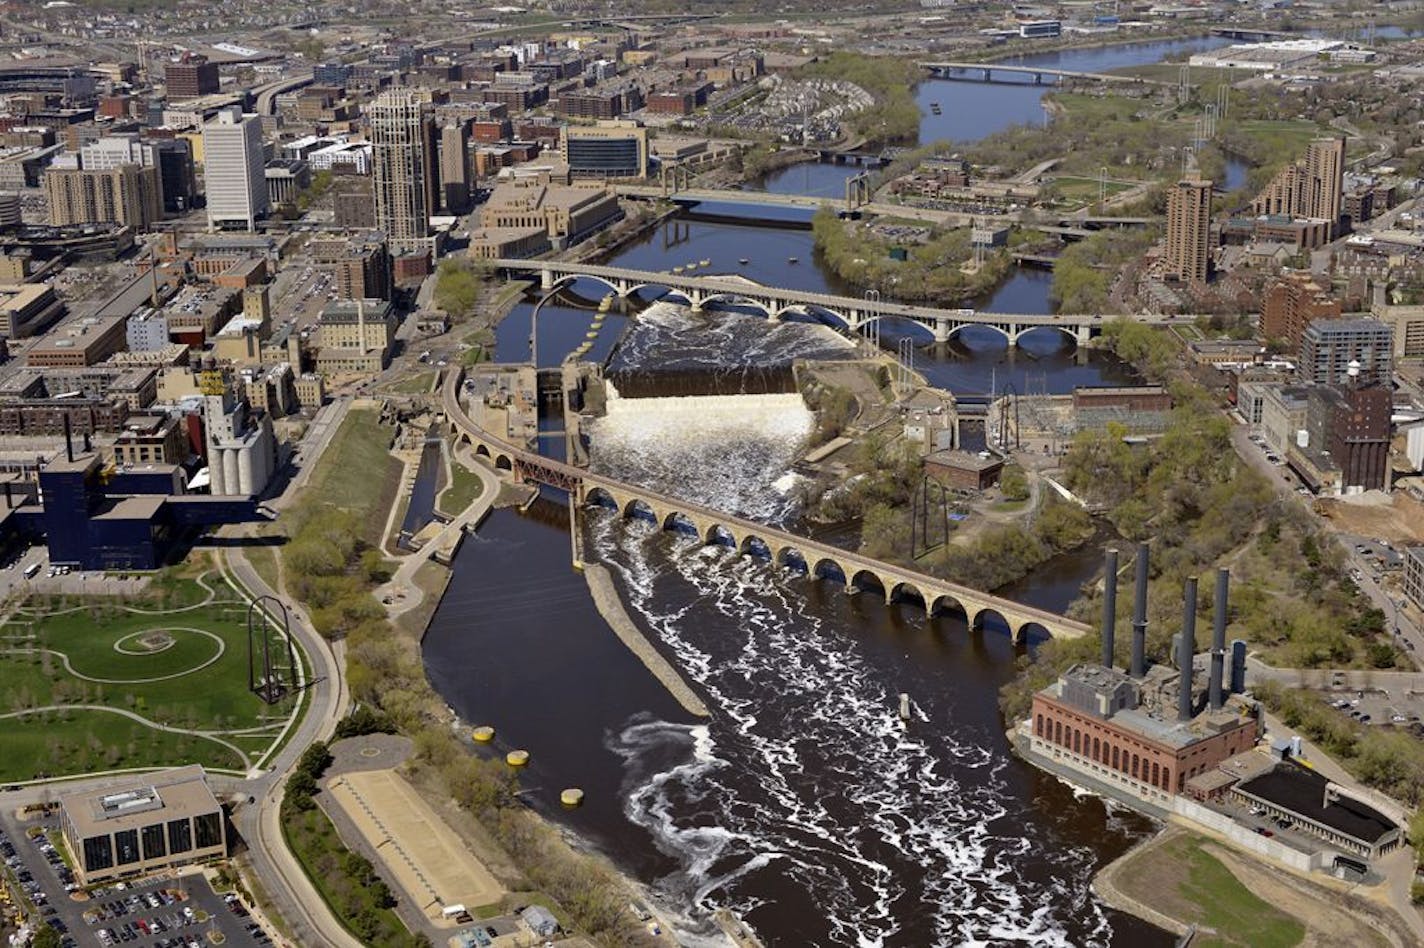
[490,258,1186,347]
[443,370,1092,645]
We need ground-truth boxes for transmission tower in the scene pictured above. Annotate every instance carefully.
[911,476,951,559]
[897,337,915,397]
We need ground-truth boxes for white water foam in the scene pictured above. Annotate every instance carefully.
[596,516,1116,947]
[586,384,815,523]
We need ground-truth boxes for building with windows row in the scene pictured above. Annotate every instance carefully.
[61,766,226,885]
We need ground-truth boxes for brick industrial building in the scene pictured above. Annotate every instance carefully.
[1029,553,1262,806]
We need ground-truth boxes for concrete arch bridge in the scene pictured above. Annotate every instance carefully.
[494,259,1187,347]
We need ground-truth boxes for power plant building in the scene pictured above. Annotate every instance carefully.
[1028,555,1262,806]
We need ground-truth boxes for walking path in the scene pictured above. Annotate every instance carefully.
[375,445,502,619]
[0,704,251,770]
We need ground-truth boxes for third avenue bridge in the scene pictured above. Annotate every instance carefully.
[492,258,1188,345]
[442,369,1092,644]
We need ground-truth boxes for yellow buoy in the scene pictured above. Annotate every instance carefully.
[472,726,495,743]
[560,788,584,808]
[506,749,530,767]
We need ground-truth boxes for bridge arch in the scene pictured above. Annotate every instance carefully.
[542,272,624,300]
[494,454,513,472]
[1014,324,1081,350]
[946,323,1013,348]
[584,486,618,511]
[474,443,491,459]
[739,535,772,560]
[813,558,847,584]
[774,303,851,330]
[1018,621,1052,646]
[888,581,928,607]
[927,593,969,624]
[859,314,940,345]
[849,568,887,597]
[624,498,657,523]
[774,546,808,573]
[663,511,698,536]
[705,524,737,548]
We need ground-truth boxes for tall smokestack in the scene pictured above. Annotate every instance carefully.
[1179,576,1198,722]
[1101,548,1119,669]
[63,414,73,463]
[1130,541,1148,677]
[1209,568,1229,710]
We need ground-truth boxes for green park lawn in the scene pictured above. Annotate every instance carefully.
[299,407,403,550]
[0,569,306,781]
[1,709,245,780]
[438,458,484,516]
[1120,833,1306,948]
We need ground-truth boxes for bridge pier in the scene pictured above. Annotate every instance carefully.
[932,322,951,345]
[540,268,555,291]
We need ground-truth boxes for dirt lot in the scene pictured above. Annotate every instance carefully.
[1317,493,1424,545]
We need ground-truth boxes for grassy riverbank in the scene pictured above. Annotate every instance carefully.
[1094,827,1404,948]
[277,407,661,946]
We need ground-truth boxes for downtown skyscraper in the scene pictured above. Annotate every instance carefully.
[369,89,437,256]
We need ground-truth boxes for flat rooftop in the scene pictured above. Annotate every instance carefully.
[1237,761,1397,844]
[61,765,219,839]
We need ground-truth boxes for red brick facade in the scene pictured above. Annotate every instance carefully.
[1031,692,1259,796]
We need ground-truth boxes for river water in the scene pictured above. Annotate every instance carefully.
[419,35,1222,948]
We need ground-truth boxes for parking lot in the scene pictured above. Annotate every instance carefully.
[0,810,272,948]
[0,545,150,599]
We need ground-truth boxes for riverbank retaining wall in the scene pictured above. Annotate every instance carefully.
[583,561,710,718]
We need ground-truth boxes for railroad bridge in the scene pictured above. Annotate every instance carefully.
[490,259,1187,346]
[443,370,1092,644]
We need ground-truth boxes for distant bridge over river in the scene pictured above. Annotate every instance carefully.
[920,61,1174,86]
[491,258,1192,346]
[442,370,1092,644]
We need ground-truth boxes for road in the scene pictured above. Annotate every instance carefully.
[1230,423,1424,659]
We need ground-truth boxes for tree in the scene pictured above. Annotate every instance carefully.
[433,259,486,319]
[1000,465,1029,502]
[32,926,62,948]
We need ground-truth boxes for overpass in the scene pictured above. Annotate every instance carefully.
[441,369,1091,644]
[490,258,1188,345]
[921,61,1173,87]
[254,72,314,116]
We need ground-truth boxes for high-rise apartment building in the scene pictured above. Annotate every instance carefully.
[1304,136,1346,229]
[45,163,162,228]
[438,121,472,214]
[1164,177,1213,284]
[1249,136,1346,235]
[1299,318,1393,385]
[202,109,269,231]
[369,90,436,256]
